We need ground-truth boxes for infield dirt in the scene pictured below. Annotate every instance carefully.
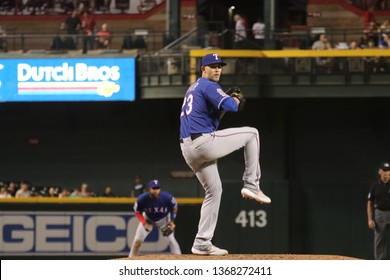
[120,254,360,260]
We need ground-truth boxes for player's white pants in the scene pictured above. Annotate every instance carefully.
[180,127,261,247]
[129,215,181,256]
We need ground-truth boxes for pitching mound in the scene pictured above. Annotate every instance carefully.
[120,254,360,260]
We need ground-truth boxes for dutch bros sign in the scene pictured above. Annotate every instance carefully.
[0,211,169,256]
[0,58,135,102]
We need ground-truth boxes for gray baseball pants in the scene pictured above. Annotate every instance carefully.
[180,126,261,247]
[129,214,181,256]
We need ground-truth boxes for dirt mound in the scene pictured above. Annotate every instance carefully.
[119,254,360,260]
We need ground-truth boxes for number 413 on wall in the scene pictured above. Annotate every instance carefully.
[235,210,267,228]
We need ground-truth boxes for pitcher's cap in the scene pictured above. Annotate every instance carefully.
[148,179,161,189]
[201,53,227,67]
[379,162,390,171]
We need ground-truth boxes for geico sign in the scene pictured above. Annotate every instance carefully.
[0,212,169,255]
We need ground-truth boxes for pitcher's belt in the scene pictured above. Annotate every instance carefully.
[180,133,203,143]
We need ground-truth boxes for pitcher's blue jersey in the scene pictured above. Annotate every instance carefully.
[134,191,177,222]
[180,77,231,138]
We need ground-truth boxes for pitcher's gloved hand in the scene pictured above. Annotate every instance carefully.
[226,87,246,111]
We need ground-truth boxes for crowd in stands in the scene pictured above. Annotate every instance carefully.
[2,0,390,16]
[362,18,390,48]
[0,0,99,15]
[0,0,161,15]
[49,8,114,52]
[349,0,390,10]
[310,17,390,51]
[306,12,390,71]
[0,176,147,198]
[0,180,115,198]
[308,30,390,73]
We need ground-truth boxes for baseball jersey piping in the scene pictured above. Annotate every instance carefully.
[217,96,229,110]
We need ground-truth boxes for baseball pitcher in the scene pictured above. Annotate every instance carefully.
[179,53,271,256]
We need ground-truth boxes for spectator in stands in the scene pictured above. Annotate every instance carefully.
[62,9,81,49]
[233,14,248,49]
[102,185,116,197]
[15,181,31,198]
[131,175,146,197]
[359,33,373,48]
[48,187,57,197]
[81,10,96,54]
[95,23,111,49]
[345,40,363,72]
[24,0,46,15]
[252,17,265,49]
[312,33,332,71]
[7,181,17,197]
[349,40,361,49]
[364,20,380,46]
[58,187,69,198]
[0,186,11,198]
[70,187,82,197]
[366,38,377,49]
[379,19,390,33]
[378,33,390,48]
[312,33,332,50]
[375,33,390,72]
[80,182,91,197]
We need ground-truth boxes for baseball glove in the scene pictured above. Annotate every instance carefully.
[161,223,174,236]
[226,87,246,111]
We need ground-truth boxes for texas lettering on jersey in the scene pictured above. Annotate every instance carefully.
[134,191,177,222]
[144,207,169,215]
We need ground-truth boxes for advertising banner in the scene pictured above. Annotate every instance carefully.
[0,211,169,256]
[0,58,136,102]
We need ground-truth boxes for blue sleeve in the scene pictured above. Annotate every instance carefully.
[170,196,178,220]
[204,82,234,111]
[133,195,144,212]
[170,196,178,209]
[220,97,239,112]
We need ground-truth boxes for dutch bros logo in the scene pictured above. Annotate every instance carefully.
[0,212,169,255]
[16,60,124,98]
[17,63,120,82]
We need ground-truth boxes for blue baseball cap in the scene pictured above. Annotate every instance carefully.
[148,179,161,189]
[201,53,227,67]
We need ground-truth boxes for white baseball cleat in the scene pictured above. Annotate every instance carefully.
[191,245,228,256]
[241,188,271,204]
